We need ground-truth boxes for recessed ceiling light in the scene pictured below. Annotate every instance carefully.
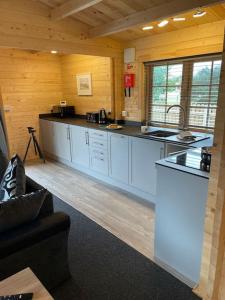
[193,9,206,18]
[142,25,154,31]
[173,17,186,22]
[51,50,58,54]
[158,20,169,27]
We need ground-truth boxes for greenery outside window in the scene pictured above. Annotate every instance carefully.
[145,55,222,131]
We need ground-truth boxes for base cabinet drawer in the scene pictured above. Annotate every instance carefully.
[89,129,107,140]
[90,148,108,175]
[89,138,107,150]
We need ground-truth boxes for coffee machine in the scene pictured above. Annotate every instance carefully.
[99,108,107,124]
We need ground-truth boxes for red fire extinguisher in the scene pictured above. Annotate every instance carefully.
[124,73,135,97]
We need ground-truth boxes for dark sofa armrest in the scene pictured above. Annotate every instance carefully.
[0,212,70,259]
[26,176,54,217]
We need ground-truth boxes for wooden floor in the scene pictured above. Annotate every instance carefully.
[26,160,155,260]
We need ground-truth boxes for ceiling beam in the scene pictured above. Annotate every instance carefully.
[89,0,224,37]
[51,0,103,21]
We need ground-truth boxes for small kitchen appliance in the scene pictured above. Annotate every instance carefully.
[200,147,212,172]
[51,105,75,118]
[99,108,107,124]
[86,112,99,123]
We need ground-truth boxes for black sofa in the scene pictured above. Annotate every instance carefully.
[0,176,71,290]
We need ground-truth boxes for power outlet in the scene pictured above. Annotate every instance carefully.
[122,111,128,117]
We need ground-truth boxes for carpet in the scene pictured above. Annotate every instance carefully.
[52,196,201,300]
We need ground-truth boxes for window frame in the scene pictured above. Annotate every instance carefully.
[144,53,222,132]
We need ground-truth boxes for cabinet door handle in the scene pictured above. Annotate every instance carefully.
[160,147,164,159]
[94,142,104,146]
[85,131,89,145]
[94,156,104,161]
[67,127,70,140]
[93,132,104,137]
[93,150,104,155]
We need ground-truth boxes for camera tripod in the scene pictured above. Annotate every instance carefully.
[23,127,45,164]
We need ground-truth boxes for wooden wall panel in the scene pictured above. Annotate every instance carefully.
[124,20,225,122]
[0,49,63,160]
[61,54,113,115]
[195,29,225,300]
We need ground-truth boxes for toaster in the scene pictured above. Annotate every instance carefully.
[86,112,99,123]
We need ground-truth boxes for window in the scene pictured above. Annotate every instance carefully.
[151,64,183,124]
[145,55,222,130]
[189,60,221,128]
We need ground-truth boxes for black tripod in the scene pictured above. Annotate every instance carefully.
[23,127,45,164]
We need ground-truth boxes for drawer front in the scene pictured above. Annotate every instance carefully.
[90,148,108,175]
[89,129,107,140]
[90,138,107,150]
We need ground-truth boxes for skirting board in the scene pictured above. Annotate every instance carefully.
[44,152,156,206]
[154,256,198,289]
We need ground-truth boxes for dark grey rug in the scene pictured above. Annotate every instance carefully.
[52,196,201,300]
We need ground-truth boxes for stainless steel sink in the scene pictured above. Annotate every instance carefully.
[143,130,177,138]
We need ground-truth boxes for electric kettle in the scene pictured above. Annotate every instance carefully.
[99,108,107,124]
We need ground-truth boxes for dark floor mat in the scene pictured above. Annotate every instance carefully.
[52,196,201,300]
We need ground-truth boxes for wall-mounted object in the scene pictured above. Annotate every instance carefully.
[76,73,92,96]
[122,111,128,117]
[124,48,136,63]
[124,73,135,97]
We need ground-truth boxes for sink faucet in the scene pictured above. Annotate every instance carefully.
[166,105,187,131]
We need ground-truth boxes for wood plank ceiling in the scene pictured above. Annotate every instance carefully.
[39,0,225,41]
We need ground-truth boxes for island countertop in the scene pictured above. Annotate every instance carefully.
[156,148,210,179]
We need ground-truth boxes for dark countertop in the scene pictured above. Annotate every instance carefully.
[156,149,210,179]
[39,115,213,148]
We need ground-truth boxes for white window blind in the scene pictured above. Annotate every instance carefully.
[145,55,222,130]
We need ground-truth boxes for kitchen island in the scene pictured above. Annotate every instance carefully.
[155,149,209,288]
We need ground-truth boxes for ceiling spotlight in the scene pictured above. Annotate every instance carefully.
[158,20,169,27]
[51,50,58,54]
[142,25,154,31]
[193,9,206,18]
[173,17,186,21]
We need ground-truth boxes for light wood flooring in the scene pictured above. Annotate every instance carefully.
[26,160,155,260]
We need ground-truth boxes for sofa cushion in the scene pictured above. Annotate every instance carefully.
[0,154,25,201]
[0,189,47,234]
[0,150,8,182]
[26,176,53,218]
[0,212,70,259]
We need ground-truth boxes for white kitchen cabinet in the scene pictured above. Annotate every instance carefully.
[53,121,71,162]
[40,119,55,155]
[130,137,164,196]
[40,120,172,204]
[70,125,90,168]
[40,119,71,162]
[108,133,129,184]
